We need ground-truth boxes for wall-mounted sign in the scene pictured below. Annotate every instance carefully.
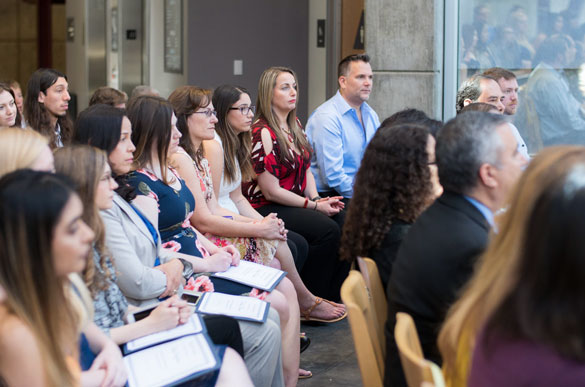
[164,0,183,74]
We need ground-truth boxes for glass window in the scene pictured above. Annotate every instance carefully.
[457,1,585,154]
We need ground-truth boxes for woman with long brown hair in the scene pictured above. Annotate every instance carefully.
[0,170,126,386]
[244,66,350,305]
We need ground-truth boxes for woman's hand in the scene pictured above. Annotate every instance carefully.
[88,340,127,387]
[221,245,241,266]
[315,197,343,217]
[203,250,233,272]
[254,213,287,240]
[146,296,189,332]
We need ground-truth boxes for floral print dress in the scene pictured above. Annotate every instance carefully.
[188,152,278,266]
[126,168,265,298]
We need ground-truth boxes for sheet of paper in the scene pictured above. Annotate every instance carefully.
[125,314,203,352]
[196,292,269,322]
[125,333,217,387]
[212,260,286,291]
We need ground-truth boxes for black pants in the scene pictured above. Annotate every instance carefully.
[286,229,309,272]
[202,314,244,357]
[257,204,350,302]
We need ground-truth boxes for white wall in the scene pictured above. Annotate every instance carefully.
[308,0,328,114]
[145,0,188,98]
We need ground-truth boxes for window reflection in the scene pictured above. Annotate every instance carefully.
[458,1,585,153]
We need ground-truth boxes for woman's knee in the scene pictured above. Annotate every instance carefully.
[265,290,289,322]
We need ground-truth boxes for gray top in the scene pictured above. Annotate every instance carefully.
[101,193,174,306]
[92,248,128,334]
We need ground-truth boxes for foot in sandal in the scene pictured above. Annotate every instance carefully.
[300,297,346,323]
[299,369,312,379]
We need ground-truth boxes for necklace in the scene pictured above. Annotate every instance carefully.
[281,126,294,143]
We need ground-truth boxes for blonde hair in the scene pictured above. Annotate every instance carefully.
[438,146,585,385]
[0,127,49,176]
[255,67,311,163]
[54,145,113,298]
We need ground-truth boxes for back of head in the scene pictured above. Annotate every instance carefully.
[0,169,78,386]
[487,146,585,358]
[130,85,160,99]
[89,87,128,108]
[380,108,429,128]
[456,74,492,113]
[340,123,433,262]
[337,53,371,78]
[0,128,49,177]
[436,111,506,195]
[459,102,500,114]
[74,104,126,154]
[126,95,172,180]
[380,108,442,137]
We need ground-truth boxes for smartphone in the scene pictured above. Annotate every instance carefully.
[181,290,202,305]
[126,305,157,323]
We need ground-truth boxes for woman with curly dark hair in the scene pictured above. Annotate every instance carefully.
[340,123,442,289]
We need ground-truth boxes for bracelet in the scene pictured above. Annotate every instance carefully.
[303,198,309,208]
[313,201,318,210]
[311,195,322,201]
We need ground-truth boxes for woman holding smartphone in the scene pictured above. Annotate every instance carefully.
[54,145,252,387]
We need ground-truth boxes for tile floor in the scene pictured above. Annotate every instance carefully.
[298,318,363,387]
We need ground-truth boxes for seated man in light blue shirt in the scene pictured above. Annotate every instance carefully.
[306,54,380,200]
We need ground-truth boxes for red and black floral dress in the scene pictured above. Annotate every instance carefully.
[243,118,311,208]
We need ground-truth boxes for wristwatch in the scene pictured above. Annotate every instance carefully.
[178,258,194,280]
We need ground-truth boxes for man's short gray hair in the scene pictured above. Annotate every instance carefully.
[456,74,495,113]
[437,111,508,194]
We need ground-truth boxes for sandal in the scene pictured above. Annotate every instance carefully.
[299,369,313,379]
[300,297,347,323]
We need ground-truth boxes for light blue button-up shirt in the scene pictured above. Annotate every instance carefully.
[306,91,380,198]
[464,195,494,229]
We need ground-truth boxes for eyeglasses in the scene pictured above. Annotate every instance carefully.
[100,174,115,183]
[229,105,256,115]
[192,109,217,118]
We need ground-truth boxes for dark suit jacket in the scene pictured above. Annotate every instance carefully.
[383,191,490,387]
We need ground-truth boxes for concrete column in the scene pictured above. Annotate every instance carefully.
[365,0,443,120]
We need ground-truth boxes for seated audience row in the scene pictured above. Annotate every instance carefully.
[73,103,289,386]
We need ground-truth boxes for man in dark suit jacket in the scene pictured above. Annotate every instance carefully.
[384,112,528,387]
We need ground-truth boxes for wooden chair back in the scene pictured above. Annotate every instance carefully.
[341,270,385,387]
[357,256,388,356]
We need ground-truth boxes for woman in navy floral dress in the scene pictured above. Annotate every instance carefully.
[124,95,306,386]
